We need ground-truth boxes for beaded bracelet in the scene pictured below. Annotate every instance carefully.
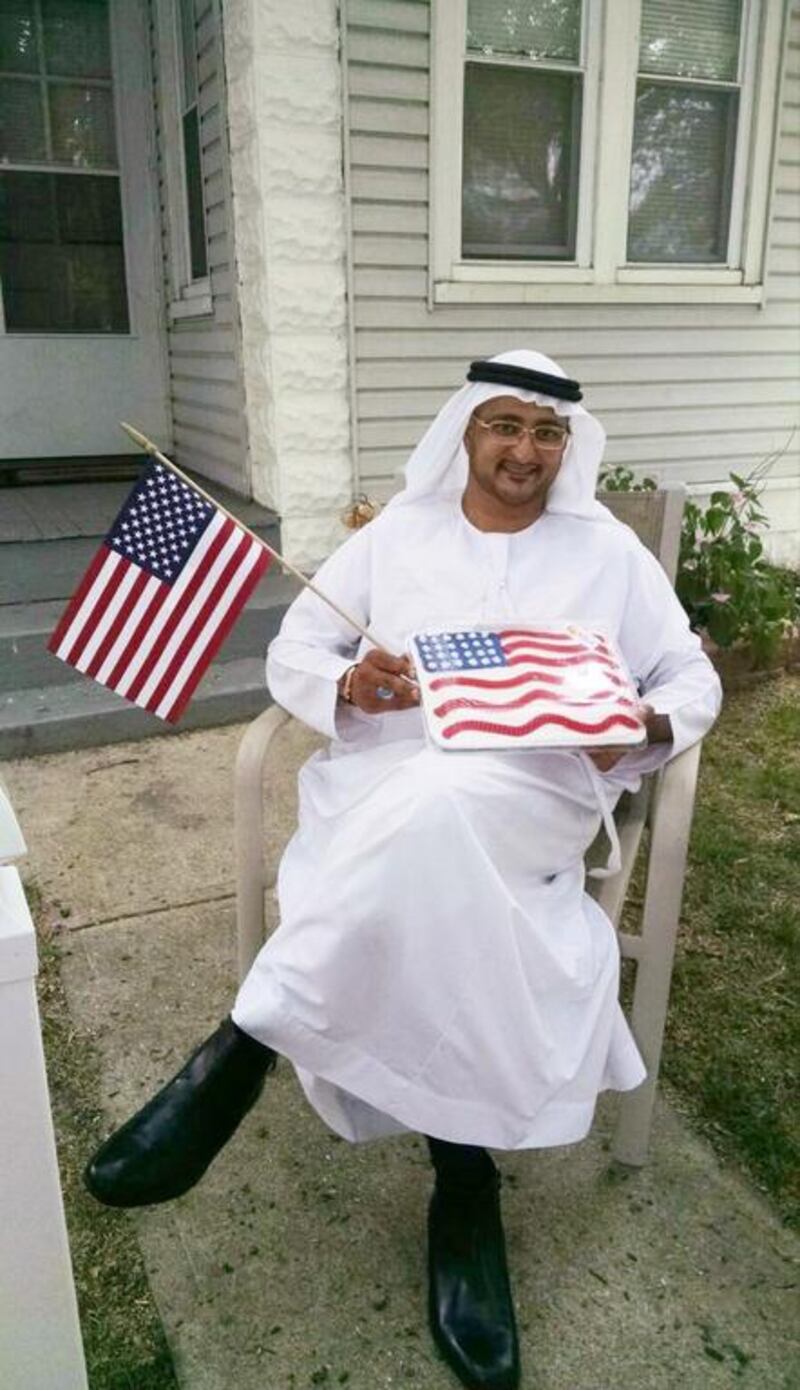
[340,663,358,705]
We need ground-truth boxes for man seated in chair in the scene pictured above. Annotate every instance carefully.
[86,349,721,1390]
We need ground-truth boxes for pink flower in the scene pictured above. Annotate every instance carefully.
[711,592,731,604]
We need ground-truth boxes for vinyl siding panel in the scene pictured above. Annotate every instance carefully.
[149,0,248,494]
[344,1,800,559]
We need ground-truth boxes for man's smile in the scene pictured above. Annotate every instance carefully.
[497,462,542,479]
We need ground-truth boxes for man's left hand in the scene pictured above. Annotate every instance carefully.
[586,703,671,771]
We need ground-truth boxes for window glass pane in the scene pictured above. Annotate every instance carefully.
[0,0,39,73]
[49,82,117,166]
[42,0,111,79]
[0,170,56,240]
[639,0,741,82]
[628,83,738,261]
[467,0,581,62]
[462,62,580,259]
[182,103,207,278]
[0,76,46,160]
[0,170,128,330]
[55,169,122,241]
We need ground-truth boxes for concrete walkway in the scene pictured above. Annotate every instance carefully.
[3,724,799,1390]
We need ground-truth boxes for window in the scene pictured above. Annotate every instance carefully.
[461,1,586,261]
[0,0,129,333]
[430,0,785,304]
[176,0,207,282]
[154,0,211,318]
[628,0,745,263]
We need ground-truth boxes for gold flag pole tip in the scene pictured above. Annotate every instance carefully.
[120,421,158,454]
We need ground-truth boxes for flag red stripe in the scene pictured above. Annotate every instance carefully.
[105,581,171,690]
[47,544,112,654]
[164,549,270,723]
[143,532,252,713]
[505,650,616,670]
[62,556,130,666]
[85,567,151,679]
[433,689,636,718]
[429,669,563,692]
[499,626,611,652]
[498,627,591,641]
[501,638,601,656]
[441,712,642,740]
[144,533,256,714]
[124,517,236,701]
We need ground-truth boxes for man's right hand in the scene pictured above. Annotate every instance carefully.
[339,648,420,714]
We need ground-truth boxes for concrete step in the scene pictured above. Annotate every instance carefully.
[0,517,283,605]
[0,570,297,694]
[0,480,294,756]
[0,657,277,758]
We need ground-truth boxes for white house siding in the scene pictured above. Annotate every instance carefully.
[345,0,800,565]
[149,0,249,495]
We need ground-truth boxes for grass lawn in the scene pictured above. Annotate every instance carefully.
[30,672,799,1383]
[646,671,799,1229]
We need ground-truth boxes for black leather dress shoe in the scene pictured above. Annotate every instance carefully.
[84,1018,276,1207]
[428,1170,521,1390]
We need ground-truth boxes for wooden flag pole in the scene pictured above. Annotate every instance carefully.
[120,421,391,653]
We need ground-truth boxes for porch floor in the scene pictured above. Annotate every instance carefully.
[0,475,277,544]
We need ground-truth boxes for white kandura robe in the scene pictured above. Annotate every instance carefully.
[233,494,722,1149]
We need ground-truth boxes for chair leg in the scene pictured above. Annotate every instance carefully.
[234,706,291,983]
[612,1032,661,1167]
[613,939,675,1166]
[611,743,702,1166]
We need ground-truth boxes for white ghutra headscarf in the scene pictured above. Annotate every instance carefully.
[387,347,618,527]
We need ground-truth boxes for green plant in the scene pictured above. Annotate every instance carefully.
[599,454,799,664]
[677,472,797,661]
[598,464,657,492]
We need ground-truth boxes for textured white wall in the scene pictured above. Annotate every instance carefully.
[222,0,353,568]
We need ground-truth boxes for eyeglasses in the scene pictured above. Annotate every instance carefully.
[472,418,570,450]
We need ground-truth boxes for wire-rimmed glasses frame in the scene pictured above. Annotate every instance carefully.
[471,416,571,451]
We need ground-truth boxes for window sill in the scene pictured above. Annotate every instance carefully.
[433,278,765,307]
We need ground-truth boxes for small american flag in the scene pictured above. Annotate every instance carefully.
[48,460,270,723]
[411,625,644,750]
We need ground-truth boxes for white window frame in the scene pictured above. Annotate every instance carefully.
[154,0,212,320]
[430,0,786,306]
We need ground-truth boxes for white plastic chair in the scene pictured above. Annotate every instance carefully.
[234,485,701,1166]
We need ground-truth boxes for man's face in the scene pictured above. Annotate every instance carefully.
[463,396,569,517]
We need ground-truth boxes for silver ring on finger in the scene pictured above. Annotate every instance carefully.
[375,685,394,700]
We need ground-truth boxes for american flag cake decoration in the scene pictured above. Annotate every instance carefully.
[409,625,645,751]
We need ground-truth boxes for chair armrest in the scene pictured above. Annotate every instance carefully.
[234,705,292,982]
